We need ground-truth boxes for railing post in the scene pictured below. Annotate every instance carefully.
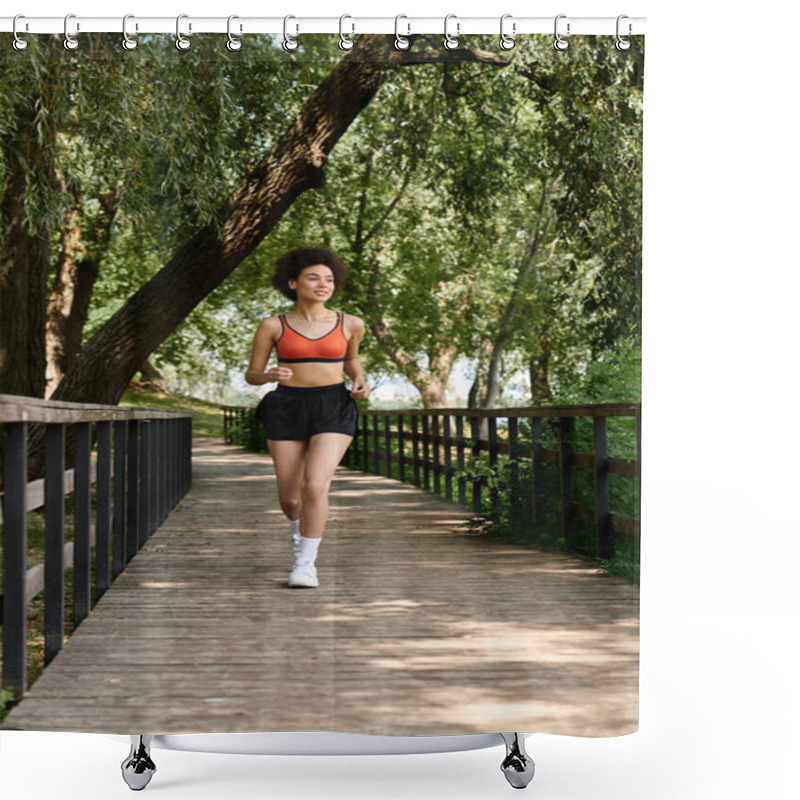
[360,414,369,472]
[188,416,193,490]
[443,415,453,502]
[157,418,166,525]
[73,421,92,626]
[594,416,611,559]
[1,422,28,698]
[412,415,420,488]
[432,415,441,497]
[384,416,392,479]
[139,420,151,547]
[456,415,466,506]
[559,417,575,549]
[508,416,521,531]
[44,423,66,666]
[112,419,128,580]
[488,416,499,517]
[471,416,482,514]
[126,419,141,562]
[169,418,177,510]
[372,416,380,475]
[397,415,406,483]
[422,415,430,492]
[95,421,112,600]
[184,417,191,495]
[531,417,545,532]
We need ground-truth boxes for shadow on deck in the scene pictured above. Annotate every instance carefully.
[2,438,638,737]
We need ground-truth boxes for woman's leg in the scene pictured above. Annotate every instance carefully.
[267,439,308,521]
[299,433,353,538]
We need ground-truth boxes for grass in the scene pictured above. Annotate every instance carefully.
[120,383,225,438]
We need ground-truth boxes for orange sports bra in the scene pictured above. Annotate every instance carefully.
[275,312,348,363]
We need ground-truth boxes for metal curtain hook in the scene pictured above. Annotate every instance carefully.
[122,14,138,50]
[616,14,632,51]
[227,15,242,51]
[394,14,410,50]
[443,13,459,51]
[176,13,191,50]
[283,15,299,51]
[12,14,28,51]
[554,14,570,51]
[64,13,79,50]
[339,14,355,50]
[500,14,516,50]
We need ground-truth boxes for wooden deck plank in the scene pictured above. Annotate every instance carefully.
[2,437,638,737]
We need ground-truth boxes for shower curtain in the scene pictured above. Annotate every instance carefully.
[1,29,643,739]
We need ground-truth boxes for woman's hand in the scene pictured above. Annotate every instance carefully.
[349,380,371,399]
[266,367,294,384]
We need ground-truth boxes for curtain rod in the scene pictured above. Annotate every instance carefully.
[0,16,646,37]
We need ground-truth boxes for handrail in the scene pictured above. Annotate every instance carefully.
[357,402,640,419]
[1,395,194,705]
[0,393,193,423]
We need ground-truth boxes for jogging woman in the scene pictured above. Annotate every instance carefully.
[245,248,370,588]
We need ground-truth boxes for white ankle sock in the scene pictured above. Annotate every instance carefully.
[296,536,321,566]
[289,519,301,543]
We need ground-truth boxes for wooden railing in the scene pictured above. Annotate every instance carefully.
[344,403,641,559]
[223,399,640,562]
[0,395,193,702]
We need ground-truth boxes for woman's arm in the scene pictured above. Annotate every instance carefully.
[342,315,370,399]
[244,317,292,386]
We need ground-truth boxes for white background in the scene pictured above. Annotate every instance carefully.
[2,1,799,798]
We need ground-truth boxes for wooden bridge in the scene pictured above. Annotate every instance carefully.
[2,430,638,737]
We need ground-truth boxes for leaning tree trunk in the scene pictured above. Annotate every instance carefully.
[45,187,118,397]
[50,37,509,408]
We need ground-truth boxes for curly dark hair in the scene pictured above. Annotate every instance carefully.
[272,247,347,301]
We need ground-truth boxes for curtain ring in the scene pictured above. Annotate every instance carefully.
[175,13,191,50]
[500,14,516,50]
[12,14,28,51]
[553,14,570,51]
[394,15,410,50]
[122,14,138,50]
[64,13,79,50]
[283,15,299,51]
[616,15,632,51]
[339,14,355,50]
[227,15,242,51]
[443,13,459,51]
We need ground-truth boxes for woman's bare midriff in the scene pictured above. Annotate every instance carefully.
[278,361,346,388]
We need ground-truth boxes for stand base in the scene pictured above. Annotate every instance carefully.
[121,735,156,791]
[119,732,534,791]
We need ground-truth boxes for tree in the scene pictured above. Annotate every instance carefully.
[7,36,504,409]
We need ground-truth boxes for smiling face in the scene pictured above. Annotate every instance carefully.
[288,264,336,303]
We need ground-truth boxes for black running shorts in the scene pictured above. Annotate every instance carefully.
[255,383,357,441]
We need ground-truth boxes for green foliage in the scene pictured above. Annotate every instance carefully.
[2,34,642,407]
[0,688,15,723]
[552,336,641,405]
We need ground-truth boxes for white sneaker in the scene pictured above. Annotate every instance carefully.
[288,562,319,588]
